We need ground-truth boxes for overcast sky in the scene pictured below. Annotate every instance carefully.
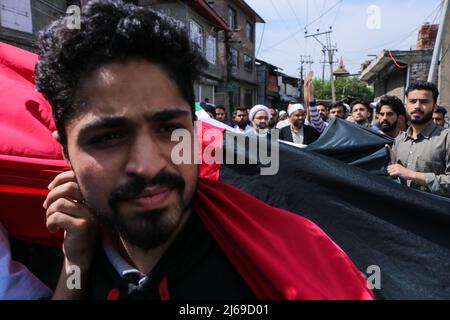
[245,0,443,79]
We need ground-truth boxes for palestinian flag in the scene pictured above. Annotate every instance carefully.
[195,117,450,300]
[1,42,450,299]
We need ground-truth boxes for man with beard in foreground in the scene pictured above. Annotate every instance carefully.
[37,0,373,300]
[387,81,450,197]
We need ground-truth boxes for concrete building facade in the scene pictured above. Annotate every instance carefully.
[361,19,450,124]
[208,0,264,111]
[144,0,229,107]
[0,0,67,51]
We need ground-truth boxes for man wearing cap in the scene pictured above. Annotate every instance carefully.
[276,109,290,129]
[279,103,320,145]
[249,104,271,137]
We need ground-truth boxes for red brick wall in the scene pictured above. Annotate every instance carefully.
[417,23,438,50]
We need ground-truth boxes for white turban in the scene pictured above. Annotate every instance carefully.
[249,105,271,121]
[287,103,305,116]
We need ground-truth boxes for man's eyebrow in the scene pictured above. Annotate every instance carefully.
[144,109,191,122]
[78,117,130,137]
[77,109,191,137]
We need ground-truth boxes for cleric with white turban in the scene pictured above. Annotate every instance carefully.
[287,103,305,117]
[249,104,271,122]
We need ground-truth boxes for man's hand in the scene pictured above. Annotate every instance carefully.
[44,170,98,299]
[44,170,97,267]
[306,71,314,101]
[303,71,315,102]
[387,164,416,181]
[385,144,397,165]
[385,144,412,179]
[385,145,427,186]
[387,164,427,187]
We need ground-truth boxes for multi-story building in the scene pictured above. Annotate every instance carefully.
[0,1,142,51]
[0,0,69,51]
[256,59,280,107]
[256,59,301,110]
[1,0,268,117]
[208,0,264,112]
[144,0,229,106]
[278,72,301,107]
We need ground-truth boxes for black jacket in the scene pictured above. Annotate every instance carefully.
[279,124,320,145]
[88,212,256,300]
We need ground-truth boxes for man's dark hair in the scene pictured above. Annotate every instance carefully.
[317,101,330,109]
[201,102,216,118]
[350,99,371,113]
[406,81,439,104]
[376,95,406,116]
[215,106,226,112]
[36,0,206,152]
[235,107,248,114]
[434,106,447,116]
[328,101,345,112]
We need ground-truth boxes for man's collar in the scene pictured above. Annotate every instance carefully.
[102,230,146,280]
[290,124,303,133]
[406,121,437,139]
[421,121,438,138]
[357,121,370,128]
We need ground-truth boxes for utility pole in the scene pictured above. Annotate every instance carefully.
[305,30,338,102]
[299,55,314,79]
[301,55,314,72]
[321,49,326,82]
[428,0,450,83]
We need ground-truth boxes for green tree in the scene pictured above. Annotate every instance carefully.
[313,77,374,102]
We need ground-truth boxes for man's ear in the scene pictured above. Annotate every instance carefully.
[62,148,71,163]
[52,131,71,164]
[52,130,61,142]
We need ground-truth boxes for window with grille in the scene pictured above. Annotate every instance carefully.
[206,35,216,64]
[244,54,253,72]
[190,20,203,52]
[228,6,237,30]
[230,47,239,68]
[245,21,253,42]
[0,0,32,33]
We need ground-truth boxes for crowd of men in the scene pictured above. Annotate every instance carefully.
[206,76,449,198]
[0,0,448,301]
